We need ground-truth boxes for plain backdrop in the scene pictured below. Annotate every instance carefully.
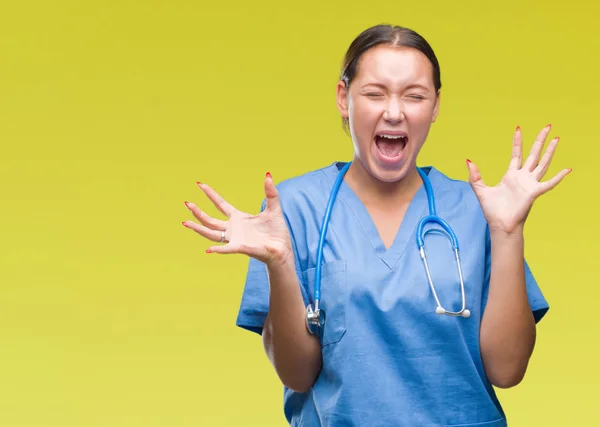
[0,1,597,426]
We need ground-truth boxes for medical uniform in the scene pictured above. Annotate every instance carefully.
[236,162,549,427]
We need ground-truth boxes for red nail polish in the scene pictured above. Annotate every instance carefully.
[196,181,202,186]
[206,249,212,253]
[516,126,520,131]
[466,159,472,164]
[184,201,191,209]
[266,172,272,178]
[182,221,188,227]
[547,124,552,128]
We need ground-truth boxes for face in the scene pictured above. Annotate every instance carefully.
[336,45,440,183]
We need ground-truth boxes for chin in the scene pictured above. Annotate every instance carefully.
[370,153,415,184]
[370,165,412,183]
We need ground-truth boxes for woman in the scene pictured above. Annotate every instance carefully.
[182,24,569,426]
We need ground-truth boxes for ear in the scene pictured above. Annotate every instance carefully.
[336,80,349,119]
[431,90,441,123]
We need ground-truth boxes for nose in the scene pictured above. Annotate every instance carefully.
[383,98,405,123]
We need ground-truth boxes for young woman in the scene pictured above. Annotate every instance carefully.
[183,24,569,427]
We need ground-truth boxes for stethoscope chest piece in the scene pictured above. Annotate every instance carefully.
[306,304,326,335]
[436,306,471,318]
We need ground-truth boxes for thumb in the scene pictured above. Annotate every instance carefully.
[264,172,281,212]
[466,159,486,193]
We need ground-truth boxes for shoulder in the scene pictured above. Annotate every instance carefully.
[428,166,481,205]
[275,161,340,191]
[427,166,487,224]
[429,166,476,195]
[271,161,342,210]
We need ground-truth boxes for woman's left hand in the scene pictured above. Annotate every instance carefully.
[467,124,571,235]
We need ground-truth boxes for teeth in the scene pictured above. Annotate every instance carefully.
[378,134,405,139]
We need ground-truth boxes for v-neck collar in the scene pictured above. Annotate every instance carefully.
[323,161,446,270]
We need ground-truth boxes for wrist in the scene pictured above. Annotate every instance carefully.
[265,241,295,269]
[489,223,525,240]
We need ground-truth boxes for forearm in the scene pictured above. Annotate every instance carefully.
[262,253,322,392]
[480,226,536,388]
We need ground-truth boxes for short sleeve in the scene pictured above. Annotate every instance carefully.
[523,260,549,323]
[481,227,549,324]
[235,200,311,336]
[235,256,270,335]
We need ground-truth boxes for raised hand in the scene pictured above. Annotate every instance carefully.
[466,124,571,234]
[182,173,293,266]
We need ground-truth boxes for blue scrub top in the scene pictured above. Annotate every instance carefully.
[236,162,549,427]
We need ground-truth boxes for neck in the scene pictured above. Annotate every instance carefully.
[345,161,423,209]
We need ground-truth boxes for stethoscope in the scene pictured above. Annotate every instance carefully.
[306,162,470,336]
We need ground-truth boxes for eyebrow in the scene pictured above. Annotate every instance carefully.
[361,82,429,91]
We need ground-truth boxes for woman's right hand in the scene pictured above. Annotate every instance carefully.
[182,172,293,266]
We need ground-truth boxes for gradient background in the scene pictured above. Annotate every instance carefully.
[0,1,597,426]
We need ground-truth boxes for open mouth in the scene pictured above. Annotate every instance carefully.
[375,133,408,158]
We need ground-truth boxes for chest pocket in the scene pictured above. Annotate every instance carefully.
[304,260,347,347]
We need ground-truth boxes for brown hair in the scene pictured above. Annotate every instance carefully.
[339,24,442,132]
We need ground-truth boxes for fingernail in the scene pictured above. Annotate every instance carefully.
[547,124,552,128]
[568,168,572,173]
[466,159,472,164]
[556,136,560,141]
[516,126,520,131]
[206,249,212,253]
[266,172,272,178]
[196,181,202,187]
[184,201,191,209]
[182,221,189,227]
